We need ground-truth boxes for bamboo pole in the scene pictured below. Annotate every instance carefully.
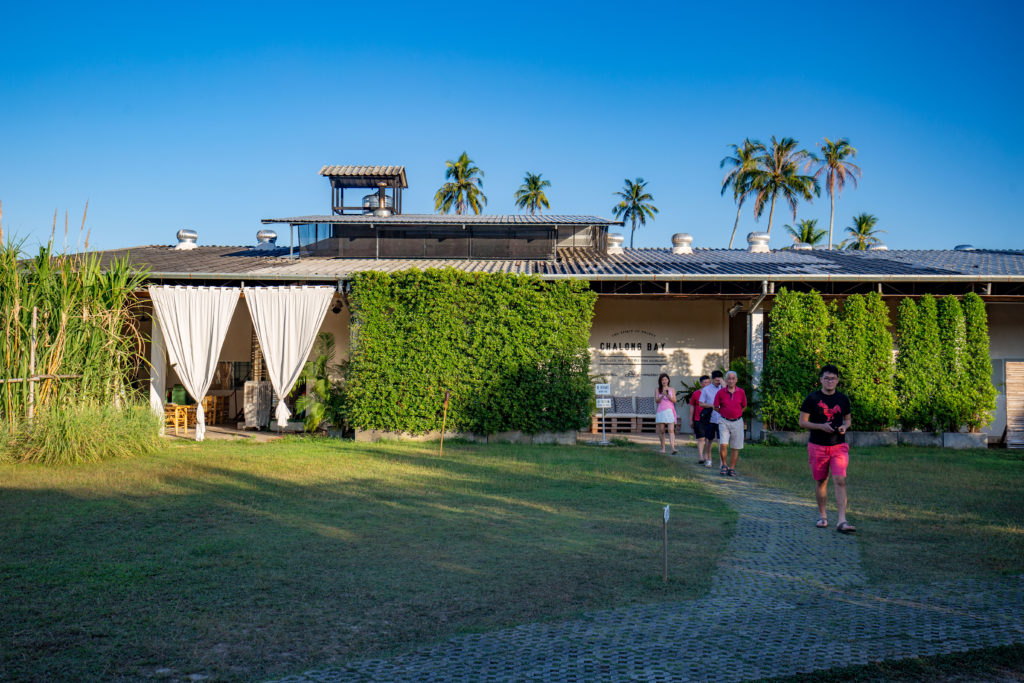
[0,374,82,385]
[27,307,36,423]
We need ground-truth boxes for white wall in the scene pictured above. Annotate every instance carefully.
[589,297,728,397]
[985,303,1024,438]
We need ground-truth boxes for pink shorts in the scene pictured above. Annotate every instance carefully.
[808,442,849,480]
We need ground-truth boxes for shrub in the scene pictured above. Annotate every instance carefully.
[293,333,347,433]
[830,293,898,430]
[760,288,829,430]
[345,269,597,435]
[896,295,943,431]
[935,295,969,431]
[4,401,161,465]
[962,292,998,431]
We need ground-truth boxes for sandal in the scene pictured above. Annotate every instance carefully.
[815,518,828,528]
[836,521,856,534]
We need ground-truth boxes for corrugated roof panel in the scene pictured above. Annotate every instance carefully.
[91,245,1024,280]
[262,214,618,226]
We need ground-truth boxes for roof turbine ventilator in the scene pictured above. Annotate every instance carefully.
[671,233,693,254]
[607,233,625,255]
[746,231,770,253]
[868,243,889,251]
[792,242,812,251]
[174,228,198,250]
[252,229,279,251]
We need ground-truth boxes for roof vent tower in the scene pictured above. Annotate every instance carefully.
[671,233,693,254]
[747,231,770,253]
[607,233,625,255]
[319,165,408,216]
[174,228,198,250]
[252,229,278,251]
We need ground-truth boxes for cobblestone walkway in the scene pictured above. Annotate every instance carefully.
[274,449,1024,682]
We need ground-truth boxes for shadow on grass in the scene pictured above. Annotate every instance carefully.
[0,440,734,682]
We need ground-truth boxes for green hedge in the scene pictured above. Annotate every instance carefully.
[344,269,597,435]
[962,292,998,431]
[829,293,898,431]
[760,288,830,430]
[895,293,996,432]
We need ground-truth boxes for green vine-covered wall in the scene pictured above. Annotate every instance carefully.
[344,269,597,435]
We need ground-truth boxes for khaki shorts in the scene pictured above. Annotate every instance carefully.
[718,419,744,449]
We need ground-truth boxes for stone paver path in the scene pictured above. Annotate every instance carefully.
[274,448,1024,682]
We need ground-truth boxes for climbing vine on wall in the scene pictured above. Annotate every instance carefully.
[344,269,597,435]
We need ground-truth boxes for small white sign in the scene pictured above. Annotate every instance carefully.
[596,398,613,409]
[595,383,611,395]
[663,504,670,523]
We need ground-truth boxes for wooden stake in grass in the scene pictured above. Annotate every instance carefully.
[439,389,450,456]
[662,504,670,583]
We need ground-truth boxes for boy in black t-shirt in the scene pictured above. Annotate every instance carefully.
[798,364,855,534]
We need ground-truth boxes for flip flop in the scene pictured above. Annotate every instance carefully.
[671,450,679,455]
[836,521,856,534]
[816,518,828,528]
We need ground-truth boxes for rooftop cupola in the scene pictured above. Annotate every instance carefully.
[319,165,408,216]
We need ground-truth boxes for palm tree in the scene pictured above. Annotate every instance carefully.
[514,172,551,215]
[840,213,886,250]
[434,152,487,215]
[811,138,862,250]
[783,218,826,246]
[746,136,819,238]
[720,138,763,248]
[612,178,659,248]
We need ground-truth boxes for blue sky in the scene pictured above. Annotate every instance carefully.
[1,1,1021,252]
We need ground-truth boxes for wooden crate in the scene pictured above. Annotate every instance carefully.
[635,416,658,434]
[592,415,636,434]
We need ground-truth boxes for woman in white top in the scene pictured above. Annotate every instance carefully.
[655,373,678,454]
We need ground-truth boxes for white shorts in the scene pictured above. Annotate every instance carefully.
[718,419,744,449]
[655,408,676,424]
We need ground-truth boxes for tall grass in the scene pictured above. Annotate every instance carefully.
[0,237,155,462]
[1,401,162,464]
[0,240,148,424]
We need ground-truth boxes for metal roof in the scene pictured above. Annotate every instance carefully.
[261,214,619,226]
[94,245,1024,282]
[318,165,408,188]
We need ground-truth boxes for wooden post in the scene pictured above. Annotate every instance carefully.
[662,504,670,583]
[438,389,450,457]
[27,307,37,423]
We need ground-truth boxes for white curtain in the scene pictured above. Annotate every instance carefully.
[149,316,167,420]
[244,286,335,429]
[149,285,240,440]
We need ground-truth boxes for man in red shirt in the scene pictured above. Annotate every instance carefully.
[690,375,711,462]
[713,370,747,476]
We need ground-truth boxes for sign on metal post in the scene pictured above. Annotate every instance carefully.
[594,383,612,446]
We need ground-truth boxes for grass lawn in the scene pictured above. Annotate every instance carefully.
[738,444,1024,584]
[0,439,733,682]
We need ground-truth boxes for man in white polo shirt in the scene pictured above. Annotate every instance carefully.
[697,370,724,467]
